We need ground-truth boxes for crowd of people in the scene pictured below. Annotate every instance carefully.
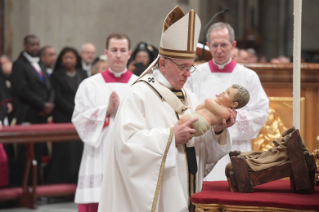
[0,4,308,212]
[0,32,160,188]
[231,47,292,63]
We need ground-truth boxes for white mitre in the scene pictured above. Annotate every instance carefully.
[136,6,201,81]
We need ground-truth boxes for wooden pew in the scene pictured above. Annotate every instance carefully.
[0,123,79,209]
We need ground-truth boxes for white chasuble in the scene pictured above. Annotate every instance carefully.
[185,60,269,181]
[98,72,231,212]
[72,70,138,203]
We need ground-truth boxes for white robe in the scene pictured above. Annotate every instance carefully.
[72,71,138,203]
[98,72,231,212]
[185,61,269,181]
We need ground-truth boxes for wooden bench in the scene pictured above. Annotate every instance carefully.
[0,123,80,209]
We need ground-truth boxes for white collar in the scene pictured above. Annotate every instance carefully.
[82,61,92,70]
[109,68,127,77]
[153,68,172,89]
[23,52,39,63]
[46,68,53,75]
[66,71,77,77]
[213,57,232,69]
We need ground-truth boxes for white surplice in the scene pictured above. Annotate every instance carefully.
[72,70,138,203]
[98,70,231,212]
[185,60,269,181]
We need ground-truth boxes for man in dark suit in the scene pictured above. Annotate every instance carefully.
[9,35,55,185]
[10,35,54,124]
[39,45,57,76]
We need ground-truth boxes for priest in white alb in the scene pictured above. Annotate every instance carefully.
[98,7,235,212]
[185,22,269,181]
[72,33,138,212]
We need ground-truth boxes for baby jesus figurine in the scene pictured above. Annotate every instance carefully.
[180,84,250,137]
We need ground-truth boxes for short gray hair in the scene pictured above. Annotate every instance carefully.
[232,84,250,109]
[206,22,235,44]
[81,43,96,52]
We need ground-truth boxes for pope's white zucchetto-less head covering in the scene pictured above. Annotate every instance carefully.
[136,5,201,80]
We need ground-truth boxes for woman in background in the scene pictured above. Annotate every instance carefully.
[47,47,87,184]
[91,55,109,75]
[127,42,158,76]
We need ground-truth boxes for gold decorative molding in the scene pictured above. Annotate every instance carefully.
[194,203,319,212]
[252,97,305,152]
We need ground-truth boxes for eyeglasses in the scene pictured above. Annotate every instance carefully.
[165,57,196,73]
[211,43,230,50]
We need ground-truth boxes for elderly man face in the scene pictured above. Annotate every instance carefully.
[159,57,194,90]
[207,27,236,65]
[81,43,96,65]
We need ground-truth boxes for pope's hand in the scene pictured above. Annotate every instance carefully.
[213,108,237,133]
[174,117,197,146]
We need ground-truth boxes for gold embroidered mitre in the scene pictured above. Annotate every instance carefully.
[159,6,201,60]
[136,6,201,80]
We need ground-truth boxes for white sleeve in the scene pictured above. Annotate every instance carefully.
[164,134,176,169]
[203,127,232,164]
[72,81,108,147]
[229,73,269,140]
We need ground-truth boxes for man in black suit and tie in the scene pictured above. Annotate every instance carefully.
[39,45,57,76]
[9,35,55,185]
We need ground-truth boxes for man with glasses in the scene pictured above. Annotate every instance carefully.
[185,22,269,181]
[80,43,96,77]
[98,7,234,212]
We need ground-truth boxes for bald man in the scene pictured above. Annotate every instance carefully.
[81,43,96,76]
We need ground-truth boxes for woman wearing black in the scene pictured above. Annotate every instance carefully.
[47,47,87,184]
[127,42,158,76]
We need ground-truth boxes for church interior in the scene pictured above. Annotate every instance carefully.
[0,0,319,211]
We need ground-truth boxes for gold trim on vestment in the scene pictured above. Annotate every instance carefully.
[194,203,319,212]
[189,173,196,212]
[151,128,174,212]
